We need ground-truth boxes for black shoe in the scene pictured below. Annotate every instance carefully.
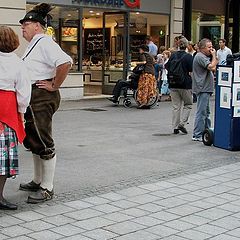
[0,199,17,210]
[107,97,118,104]
[137,105,150,109]
[19,181,41,192]
[178,125,188,134]
[27,187,54,204]
[173,129,179,134]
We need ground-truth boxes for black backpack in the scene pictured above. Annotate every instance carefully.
[166,52,187,87]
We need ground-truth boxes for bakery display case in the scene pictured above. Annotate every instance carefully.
[60,19,79,71]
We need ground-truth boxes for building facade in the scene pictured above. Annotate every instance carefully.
[184,0,240,52]
[1,0,184,99]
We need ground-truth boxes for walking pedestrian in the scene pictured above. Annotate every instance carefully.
[0,26,31,210]
[161,50,171,98]
[192,38,218,141]
[156,46,166,66]
[217,39,232,65]
[187,41,196,56]
[173,35,185,51]
[165,38,193,134]
[19,3,73,203]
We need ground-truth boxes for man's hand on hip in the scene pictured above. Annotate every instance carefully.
[36,80,58,92]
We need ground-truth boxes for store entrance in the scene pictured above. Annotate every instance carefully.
[102,12,129,95]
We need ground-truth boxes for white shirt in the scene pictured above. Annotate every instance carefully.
[187,49,196,56]
[161,59,169,81]
[217,46,232,65]
[0,51,31,113]
[22,34,73,83]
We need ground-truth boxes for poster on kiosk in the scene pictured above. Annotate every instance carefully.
[214,61,240,150]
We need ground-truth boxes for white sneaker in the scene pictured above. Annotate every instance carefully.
[192,137,203,142]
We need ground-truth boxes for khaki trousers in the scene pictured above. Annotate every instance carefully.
[170,89,193,130]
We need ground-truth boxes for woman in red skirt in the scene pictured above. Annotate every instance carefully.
[0,26,31,210]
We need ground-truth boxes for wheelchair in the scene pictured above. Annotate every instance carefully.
[119,84,159,108]
[112,65,159,108]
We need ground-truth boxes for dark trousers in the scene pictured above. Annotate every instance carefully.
[112,79,132,100]
[157,80,163,93]
[24,86,60,160]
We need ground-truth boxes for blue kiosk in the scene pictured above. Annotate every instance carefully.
[203,61,240,150]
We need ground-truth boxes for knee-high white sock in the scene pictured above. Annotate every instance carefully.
[32,154,42,184]
[41,155,56,191]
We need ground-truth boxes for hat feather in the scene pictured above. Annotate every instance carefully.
[32,3,53,17]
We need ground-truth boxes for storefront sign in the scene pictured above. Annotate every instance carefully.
[72,0,140,9]
[124,0,140,8]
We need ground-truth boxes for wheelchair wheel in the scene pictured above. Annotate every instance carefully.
[147,90,159,108]
[134,89,159,108]
[123,98,132,108]
[202,128,214,146]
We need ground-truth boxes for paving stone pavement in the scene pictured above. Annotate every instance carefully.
[1,162,240,239]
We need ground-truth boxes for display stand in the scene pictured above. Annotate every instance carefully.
[214,62,240,150]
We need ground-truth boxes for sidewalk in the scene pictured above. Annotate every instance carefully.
[1,162,240,240]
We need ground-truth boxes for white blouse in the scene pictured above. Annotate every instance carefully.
[161,59,169,81]
[0,51,31,113]
[22,34,73,83]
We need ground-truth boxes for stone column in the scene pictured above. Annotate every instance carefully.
[0,0,27,56]
[170,0,184,48]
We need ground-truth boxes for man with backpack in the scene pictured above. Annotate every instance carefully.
[166,37,193,134]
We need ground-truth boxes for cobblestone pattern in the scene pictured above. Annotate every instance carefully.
[2,162,240,239]
[14,99,234,211]
[1,156,239,214]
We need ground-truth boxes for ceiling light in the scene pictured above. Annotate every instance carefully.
[89,10,94,13]
[136,12,140,15]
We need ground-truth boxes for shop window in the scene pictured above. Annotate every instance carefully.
[129,12,169,61]
[26,4,80,72]
[192,12,225,49]
[199,26,221,49]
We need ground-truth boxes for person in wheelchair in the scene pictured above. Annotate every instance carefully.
[107,65,143,104]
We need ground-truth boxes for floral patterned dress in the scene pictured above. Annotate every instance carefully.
[0,122,18,177]
[137,73,157,105]
[136,52,157,106]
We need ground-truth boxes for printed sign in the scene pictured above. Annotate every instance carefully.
[72,0,141,8]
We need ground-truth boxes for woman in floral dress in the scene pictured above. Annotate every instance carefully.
[137,45,156,108]
[0,26,31,210]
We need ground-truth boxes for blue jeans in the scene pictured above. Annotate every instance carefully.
[193,93,211,138]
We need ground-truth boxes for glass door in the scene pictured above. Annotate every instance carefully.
[102,12,129,94]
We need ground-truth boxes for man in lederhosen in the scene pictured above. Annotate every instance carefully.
[19,3,73,203]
